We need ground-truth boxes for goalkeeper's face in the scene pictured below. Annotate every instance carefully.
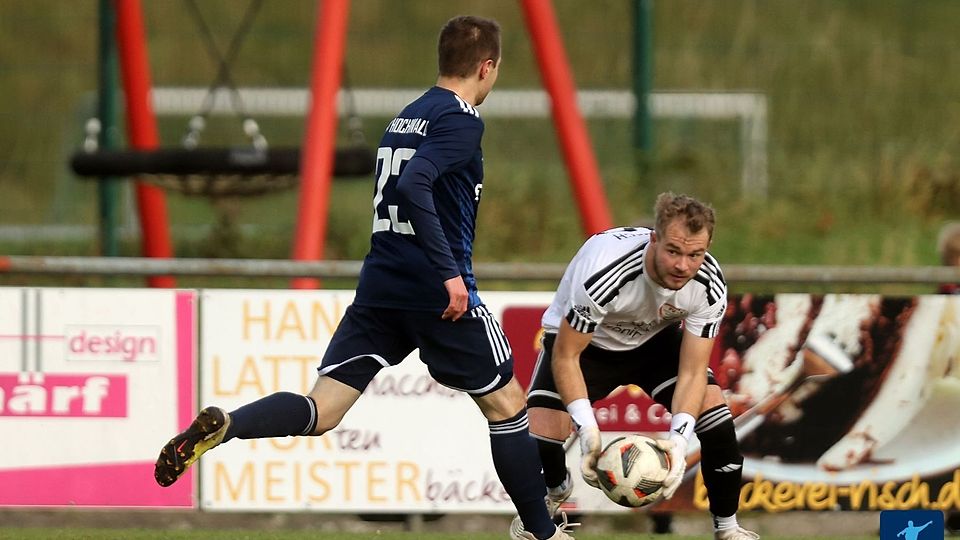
[647,220,710,291]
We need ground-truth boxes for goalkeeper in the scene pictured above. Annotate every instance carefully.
[526,192,758,540]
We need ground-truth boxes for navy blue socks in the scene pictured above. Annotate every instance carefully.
[223,392,318,442]
[489,408,554,539]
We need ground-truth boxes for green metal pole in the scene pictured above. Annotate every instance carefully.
[97,0,120,256]
[633,0,654,163]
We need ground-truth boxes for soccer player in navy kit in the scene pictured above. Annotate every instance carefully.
[154,16,573,540]
[527,193,758,540]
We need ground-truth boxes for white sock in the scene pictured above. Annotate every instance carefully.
[714,514,739,531]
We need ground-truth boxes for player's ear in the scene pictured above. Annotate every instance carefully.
[479,58,494,79]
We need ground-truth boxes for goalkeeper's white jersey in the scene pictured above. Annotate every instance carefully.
[541,226,728,351]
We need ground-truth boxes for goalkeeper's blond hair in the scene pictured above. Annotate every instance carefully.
[653,192,716,241]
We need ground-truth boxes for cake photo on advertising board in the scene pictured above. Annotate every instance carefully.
[717,294,960,483]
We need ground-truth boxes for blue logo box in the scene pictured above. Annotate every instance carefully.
[880,510,943,540]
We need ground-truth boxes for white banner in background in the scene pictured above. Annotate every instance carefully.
[0,288,196,507]
[199,290,624,513]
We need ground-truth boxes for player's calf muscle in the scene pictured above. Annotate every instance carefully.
[529,407,570,441]
[474,378,526,421]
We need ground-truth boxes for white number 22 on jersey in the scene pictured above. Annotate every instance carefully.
[372,146,416,234]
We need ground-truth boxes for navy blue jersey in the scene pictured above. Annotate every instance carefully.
[353,86,485,312]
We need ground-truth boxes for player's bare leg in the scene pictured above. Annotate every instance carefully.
[528,406,575,516]
[304,376,363,435]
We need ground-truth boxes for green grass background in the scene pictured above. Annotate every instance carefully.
[2,0,959,283]
[0,531,878,540]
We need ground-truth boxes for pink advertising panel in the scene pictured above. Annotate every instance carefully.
[0,288,196,507]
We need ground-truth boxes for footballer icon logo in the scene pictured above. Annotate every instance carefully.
[659,303,688,320]
[879,510,943,540]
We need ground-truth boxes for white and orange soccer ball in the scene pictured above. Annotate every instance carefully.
[595,434,671,508]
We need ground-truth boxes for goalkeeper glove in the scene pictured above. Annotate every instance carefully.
[567,398,602,488]
[655,434,688,500]
[577,424,602,488]
[656,411,694,500]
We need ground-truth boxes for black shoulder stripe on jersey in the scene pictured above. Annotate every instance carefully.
[700,321,717,338]
[565,308,597,333]
[595,265,644,306]
[698,273,724,304]
[694,273,721,306]
[583,248,638,292]
[694,255,726,306]
[587,257,644,307]
[701,254,726,290]
[583,245,646,307]
[703,253,725,279]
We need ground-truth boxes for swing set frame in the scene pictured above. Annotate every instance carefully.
[79,0,612,289]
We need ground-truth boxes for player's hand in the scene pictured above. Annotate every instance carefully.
[441,276,468,321]
[577,425,602,488]
[655,435,688,500]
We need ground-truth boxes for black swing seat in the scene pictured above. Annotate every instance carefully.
[71,146,374,197]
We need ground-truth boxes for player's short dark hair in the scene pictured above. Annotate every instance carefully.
[437,15,501,78]
[654,192,716,240]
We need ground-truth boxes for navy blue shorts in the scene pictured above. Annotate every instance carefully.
[527,324,717,410]
[319,303,515,396]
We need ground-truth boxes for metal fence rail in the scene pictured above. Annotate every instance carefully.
[2,255,960,285]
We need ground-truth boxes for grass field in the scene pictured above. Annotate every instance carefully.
[0,510,895,540]
[0,510,898,540]
[0,531,879,540]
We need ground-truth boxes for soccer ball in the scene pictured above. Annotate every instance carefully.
[595,434,670,508]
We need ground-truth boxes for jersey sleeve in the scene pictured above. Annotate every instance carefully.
[558,257,610,334]
[410,111,483,174]
[394,111,483,281]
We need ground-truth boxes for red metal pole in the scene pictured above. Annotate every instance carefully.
[114,0,175,287]
[520,0,613,235]
[290,0,351,289]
